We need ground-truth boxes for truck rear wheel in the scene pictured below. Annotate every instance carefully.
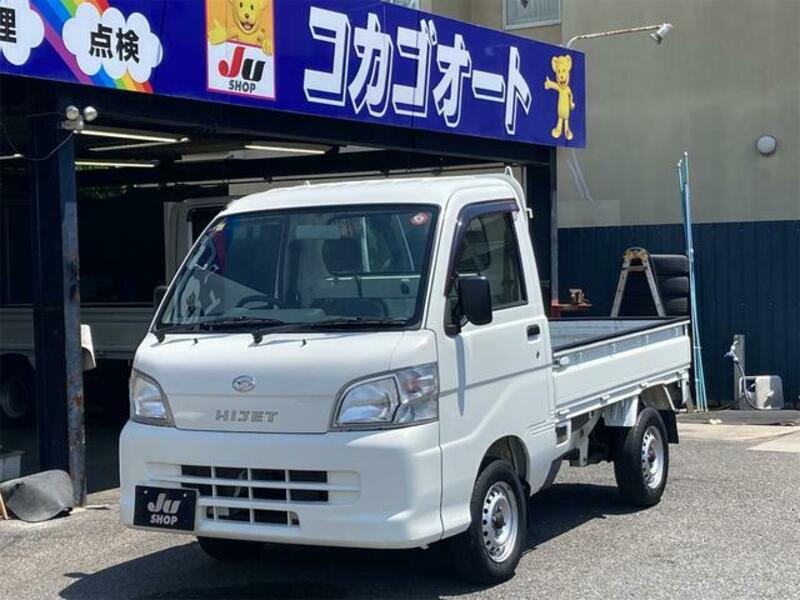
[449,460,527,584]
[0,363,34,422]
[196,536,263,562]
[613,407,669,507]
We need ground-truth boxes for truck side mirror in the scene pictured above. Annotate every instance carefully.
[153,285,168,311]
[459,275,493,326]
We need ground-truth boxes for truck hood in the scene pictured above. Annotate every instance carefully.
[133,330,437,433]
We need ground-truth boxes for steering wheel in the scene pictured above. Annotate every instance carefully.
[235,295,287,310]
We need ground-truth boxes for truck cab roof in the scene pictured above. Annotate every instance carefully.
[223,174,524,216]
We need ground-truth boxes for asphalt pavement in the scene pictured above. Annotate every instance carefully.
[2,423,799,600]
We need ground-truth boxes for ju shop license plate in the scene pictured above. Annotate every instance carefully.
[133,486,197,531]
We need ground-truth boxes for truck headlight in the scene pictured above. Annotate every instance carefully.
[130,370,174,426]
[332,364,438,429]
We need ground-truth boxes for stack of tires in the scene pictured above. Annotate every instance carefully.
[620,254,690,317]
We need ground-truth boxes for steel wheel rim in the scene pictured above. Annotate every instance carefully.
[481,481,519,563]
[641,425,664,489]
[0,378,28,420]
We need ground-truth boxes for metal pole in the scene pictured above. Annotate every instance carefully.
[678,153,708,412]
[733,334,746,408]
[549,147,559,315]
[27,109,86,505]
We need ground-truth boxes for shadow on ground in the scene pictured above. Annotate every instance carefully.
[60,483,635,600]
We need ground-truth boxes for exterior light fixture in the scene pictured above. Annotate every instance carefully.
[75,159,158,169]
[650,23,674,44]
[64,105,81,121]
[78,127,185,144]
[90,137,190,152]
[566,23,674,48]
[177,151,236,163]
[0,153,23,161]
[244,142,328,155]
[62,105,98,131]
[756,135,777,156]
[82,106,99,122]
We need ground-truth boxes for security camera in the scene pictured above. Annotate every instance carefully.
[650,23,673,44]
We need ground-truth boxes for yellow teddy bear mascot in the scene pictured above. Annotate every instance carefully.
[544,55,575,140]
[208,0,274,56]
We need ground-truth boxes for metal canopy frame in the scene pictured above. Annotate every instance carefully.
[2,77,552,166]
[75,150,490,188]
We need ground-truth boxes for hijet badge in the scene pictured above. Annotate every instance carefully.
[206,0,276,99]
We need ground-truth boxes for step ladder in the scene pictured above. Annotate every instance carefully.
[610,247,666,317]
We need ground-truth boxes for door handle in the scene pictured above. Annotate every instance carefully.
[527,324,541,338]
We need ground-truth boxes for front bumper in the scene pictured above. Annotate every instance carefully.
[119,421,443,549]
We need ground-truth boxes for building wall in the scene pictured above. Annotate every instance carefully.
[558,0,800,227]
[427,0,561,45]
[423,0,800,226]
[556,0,800,405]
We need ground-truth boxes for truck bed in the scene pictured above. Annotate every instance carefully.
[0,304,153,360]
[549,318,692,419]
[549,318,682,352]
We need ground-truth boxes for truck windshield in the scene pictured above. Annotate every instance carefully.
[156,204,439,333]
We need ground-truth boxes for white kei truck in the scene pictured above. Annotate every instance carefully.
[120,174,692,583]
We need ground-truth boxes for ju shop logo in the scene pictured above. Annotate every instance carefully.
[217,45,266,92]
[205,0,275,100]
[146,492,182,526]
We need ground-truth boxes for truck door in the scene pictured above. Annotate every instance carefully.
[434,198,552,531]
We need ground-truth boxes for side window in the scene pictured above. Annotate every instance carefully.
[449,211,526,313]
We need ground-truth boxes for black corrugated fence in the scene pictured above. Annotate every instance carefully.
[558,220,800,408]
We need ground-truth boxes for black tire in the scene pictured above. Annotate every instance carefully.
[621,295,688,317]
[0,363,34,422]
[449,460,527,584]
[651,254,689,276]
[196,536,263,562]
[658,275,689,296]
[623,275,688,300]
[662,296,689,316]
[614,408,670,507]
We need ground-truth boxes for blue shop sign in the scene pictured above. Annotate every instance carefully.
[0,0,585,147]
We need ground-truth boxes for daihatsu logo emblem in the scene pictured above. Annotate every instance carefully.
[232,375,256,393]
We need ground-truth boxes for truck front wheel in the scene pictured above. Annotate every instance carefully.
[613,407,669,507]
[196,536,263,562]
[449,460,527,584]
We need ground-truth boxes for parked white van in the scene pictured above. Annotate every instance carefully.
[120,175,691,583]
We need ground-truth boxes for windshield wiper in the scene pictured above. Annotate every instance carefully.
[157,317,408,344]
[251,317,408,344]
[152,322,202,343]
[153,317,286,342]
[307,317,408,329]
[200,317,287,330]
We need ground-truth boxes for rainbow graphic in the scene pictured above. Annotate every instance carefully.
[33,0,153,93]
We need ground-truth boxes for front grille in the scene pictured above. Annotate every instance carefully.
[165,465,357,527]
